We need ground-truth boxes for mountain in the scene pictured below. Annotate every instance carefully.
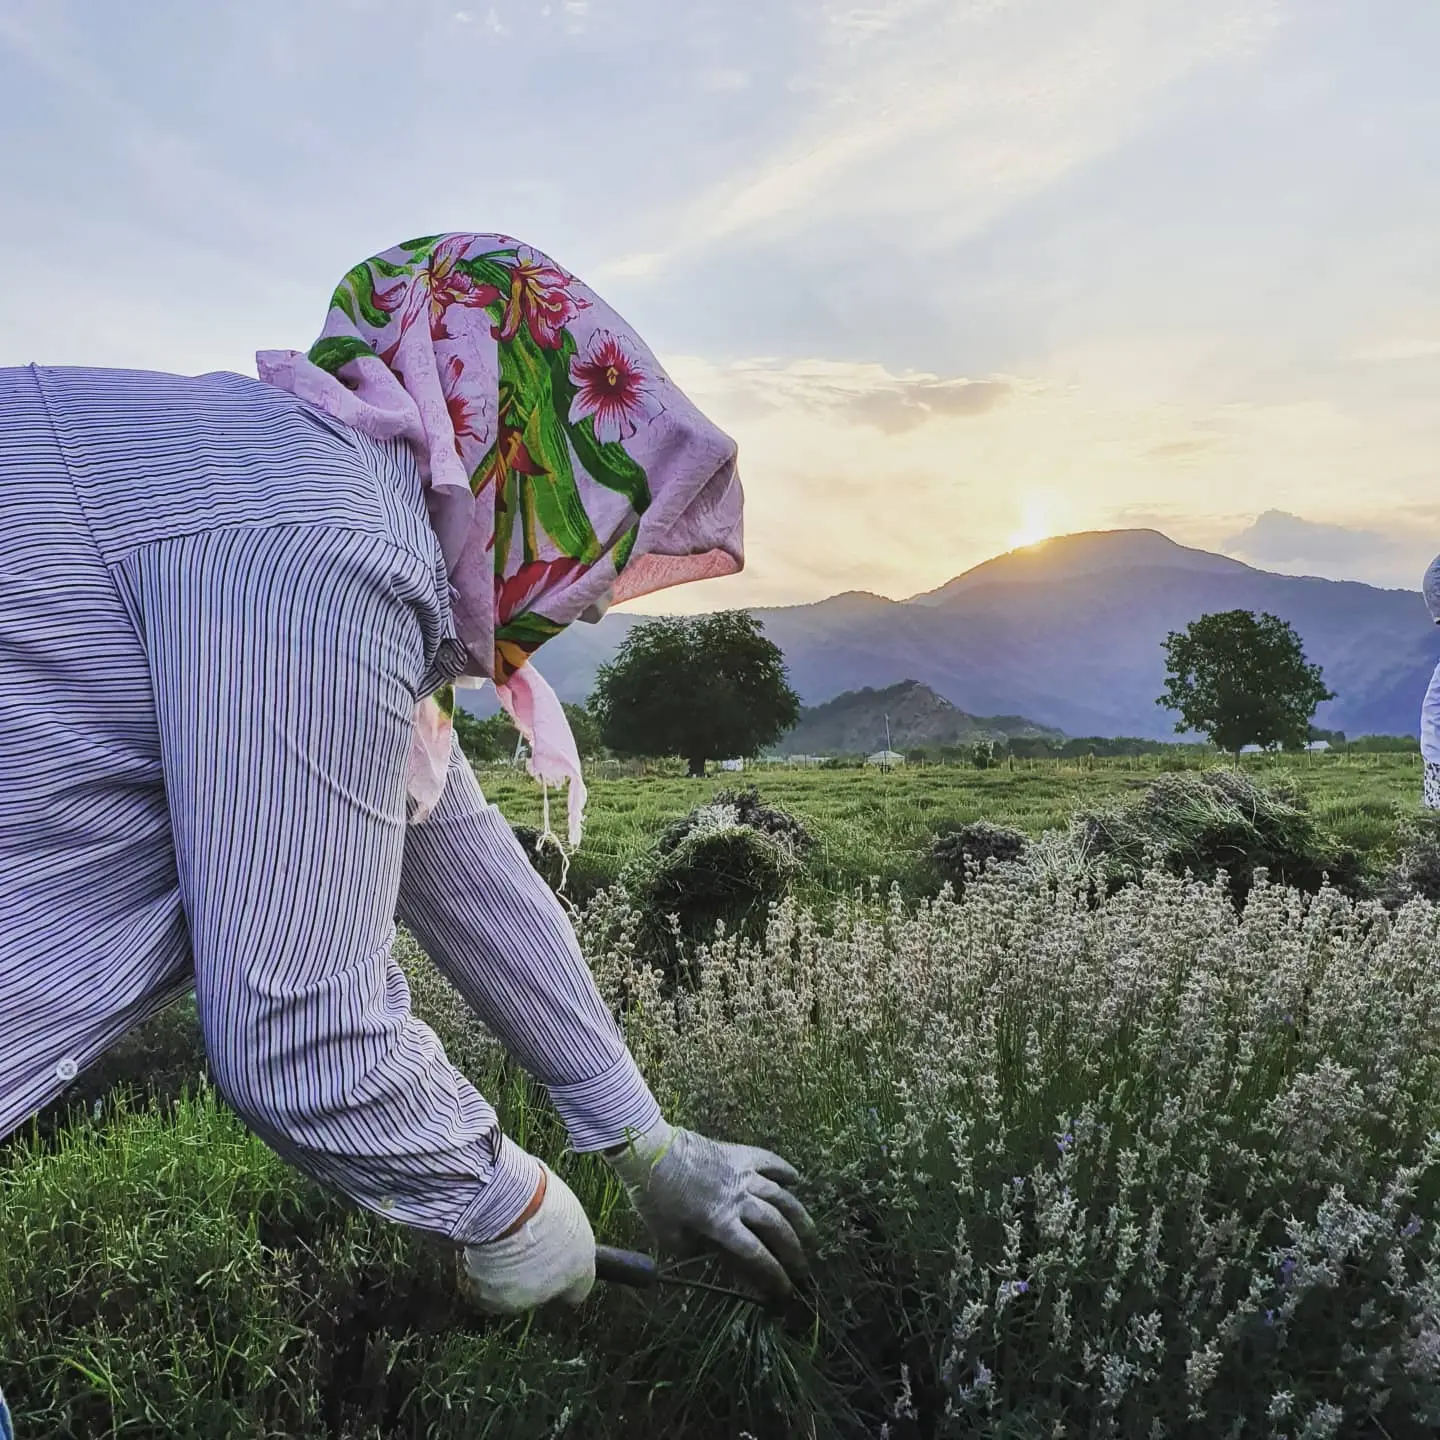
[773,680,1063,756]
[464,529,1440,740]
[906,528,1250,604]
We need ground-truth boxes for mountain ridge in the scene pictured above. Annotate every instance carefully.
[905,528,1255,606]
[461,529,1439,739]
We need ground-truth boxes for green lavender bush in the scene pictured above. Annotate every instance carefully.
[927,819,1030,895]
[583,859,1440,1437]
[1071,767,1367,903]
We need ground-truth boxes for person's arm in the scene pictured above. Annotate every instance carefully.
[116,524,541,1244]
[396,735,816,1299]
[1423,659,1440,766]
[396,735,662,1151]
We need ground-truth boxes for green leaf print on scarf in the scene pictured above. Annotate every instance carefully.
[339,263,392,328]
[456,253,517,297]
[329,281,358,326]
[478,435,516,567]
[370,236,444,279]
[494,609,566,649]
[614,521,639,574]
[307,335,377,374]
[496,327,601,567]
[397,235,443,259]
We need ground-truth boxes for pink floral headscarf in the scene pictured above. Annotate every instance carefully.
[257,233,743,843]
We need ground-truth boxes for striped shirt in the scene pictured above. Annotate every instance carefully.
[0,364,660,1243]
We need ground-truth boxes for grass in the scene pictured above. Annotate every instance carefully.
[4,752,1438,1438]
[0,957,856,1440]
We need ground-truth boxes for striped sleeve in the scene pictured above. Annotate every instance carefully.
[397,738,663,1151]
[114,523,541,1244]
[1423,660,1440,765]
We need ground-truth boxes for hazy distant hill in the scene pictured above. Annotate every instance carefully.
[773,680,1062,756]
[463,529,1440,740]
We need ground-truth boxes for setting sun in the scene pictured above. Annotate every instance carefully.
[1008,496,1052,551]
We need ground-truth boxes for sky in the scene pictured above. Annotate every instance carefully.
[1,0,1437,611]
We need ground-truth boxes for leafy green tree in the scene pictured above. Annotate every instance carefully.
[1158,610,1334,758]
[452,698,606,767]
[452,700,604,765]
[562,701,605,760]
[590,612,800,776]
[451,705,520,763]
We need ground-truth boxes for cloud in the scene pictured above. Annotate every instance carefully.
[666,356,1011,433]
[1146,439,1217,459]
[1222,510,1401,567]
[1103,504,1193,531]
[1353,338,1440,363]
[601,1,1287,276]
[848,378,1010,432]
[700,68,752,92]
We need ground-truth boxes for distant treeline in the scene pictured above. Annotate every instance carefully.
[1329,733,1424,754]
[896,737,1205,767]
[899,731,1421,767]
[453,700,1421,770]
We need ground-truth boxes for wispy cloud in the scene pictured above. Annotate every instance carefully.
[1354,338,1440,363]
[1146,439,1218,460]
[667,356,1011,432]
[602,1,1287,277]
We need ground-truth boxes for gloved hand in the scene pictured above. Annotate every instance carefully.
[604,1120,815,1299]
[459,1163,596,1315]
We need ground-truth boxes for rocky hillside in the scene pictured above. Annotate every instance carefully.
[772,680,1062,755]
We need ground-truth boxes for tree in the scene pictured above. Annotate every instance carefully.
[590,611,800,775]
[452,699,605,764]
[562,702,605,760]
[451,706,519,763]
[1158,610,1334,757]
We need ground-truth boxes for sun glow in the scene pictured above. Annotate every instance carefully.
[1008,496,1052,550]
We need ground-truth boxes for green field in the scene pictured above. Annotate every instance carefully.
[5,751,1440,1439]
[483,750,1428,899]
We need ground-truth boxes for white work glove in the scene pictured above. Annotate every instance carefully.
[459,1163,596,1315]
[604,1119,815,1299]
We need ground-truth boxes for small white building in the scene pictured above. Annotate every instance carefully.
[866,750,906,768]
[718,758,745,772]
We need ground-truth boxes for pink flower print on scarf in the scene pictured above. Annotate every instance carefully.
[493,246,586,350]
[569,330,666,444]
[375,234,502,344]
